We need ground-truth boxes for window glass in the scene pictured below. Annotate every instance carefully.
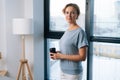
[47,39,87,80]
[50,0,86,31]
[93,0,120,37]
[92,42,120,80]
[47,39,60,80]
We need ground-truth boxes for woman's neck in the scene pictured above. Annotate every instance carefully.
[68,23,79,30]
[69,23,77,27]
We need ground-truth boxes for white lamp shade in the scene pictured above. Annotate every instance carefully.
[13,18,33,35]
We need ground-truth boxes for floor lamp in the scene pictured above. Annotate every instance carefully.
[13,18,33,80]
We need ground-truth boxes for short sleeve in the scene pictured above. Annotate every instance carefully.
[77,29,88,48]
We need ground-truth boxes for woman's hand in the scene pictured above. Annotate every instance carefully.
[50,51,62,60]
[50,52,55,60]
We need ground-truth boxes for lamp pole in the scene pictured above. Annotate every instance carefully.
[16,35,33,80]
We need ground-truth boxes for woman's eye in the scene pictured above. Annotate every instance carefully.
[65,12,69,14]
[71,12,76,14]
[65,11,76,15]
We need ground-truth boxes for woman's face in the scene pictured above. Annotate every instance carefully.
[64,6,78,24]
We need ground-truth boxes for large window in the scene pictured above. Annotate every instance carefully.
[92,42,120,80]
[93,0,120,37]
[49,0,86,31]
[45,0,87,80]
[92,0,120,80]
[45,0,120,80]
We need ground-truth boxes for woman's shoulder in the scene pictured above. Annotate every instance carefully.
[77,27,85,32]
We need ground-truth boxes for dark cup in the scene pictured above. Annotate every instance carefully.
[49,47,56,53]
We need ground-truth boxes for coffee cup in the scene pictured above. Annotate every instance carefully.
[49,47,56,53]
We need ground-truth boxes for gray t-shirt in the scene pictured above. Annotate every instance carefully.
[59,27,88,75]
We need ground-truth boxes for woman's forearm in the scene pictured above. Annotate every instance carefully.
[60,54,86,62]
[58,47,87,61]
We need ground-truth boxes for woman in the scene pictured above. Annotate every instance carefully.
[50,3,88,80]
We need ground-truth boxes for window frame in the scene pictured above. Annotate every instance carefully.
[44,0,120,80]
[86,0,120,80]
[44,0,91,80]
[44,0,65,80]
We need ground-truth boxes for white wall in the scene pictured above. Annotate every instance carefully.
[0,0,34,80]
[24,0,34,76]
[24,0,33,18]
[5,0,24,79]
[0,0,6,62]
[0,0,7,76]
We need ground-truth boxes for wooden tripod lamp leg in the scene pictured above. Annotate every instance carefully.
[22,63,26,80]
[16,61,23,80]
[26,62,33,80]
